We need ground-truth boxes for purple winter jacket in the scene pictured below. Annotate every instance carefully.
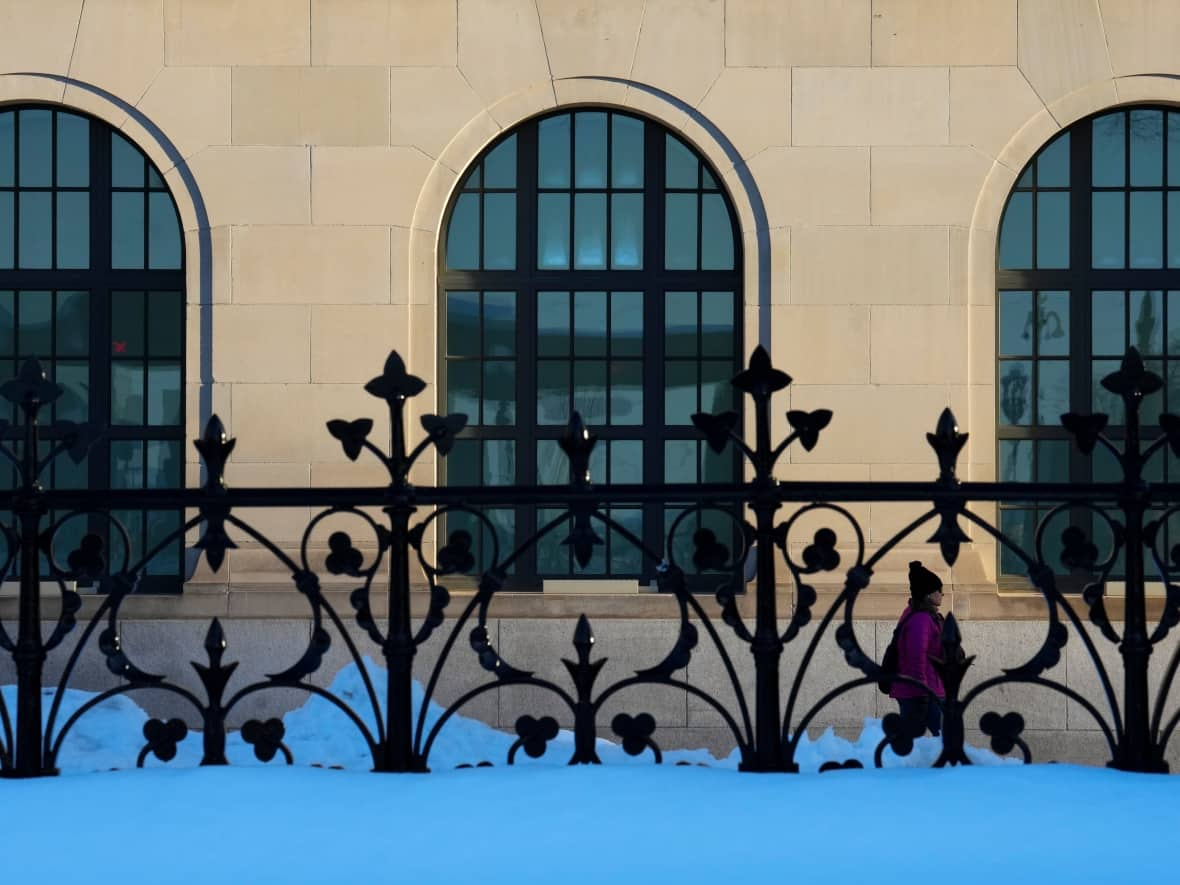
[888,603,945,700]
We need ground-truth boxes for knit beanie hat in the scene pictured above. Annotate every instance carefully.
[908,560,942,600]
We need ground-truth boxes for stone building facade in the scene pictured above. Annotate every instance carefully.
[3,0,1180,766]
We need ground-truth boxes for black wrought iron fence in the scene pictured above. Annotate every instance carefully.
[2,345,1179,778]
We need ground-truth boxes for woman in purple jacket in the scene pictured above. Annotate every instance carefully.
[889,561,946,738]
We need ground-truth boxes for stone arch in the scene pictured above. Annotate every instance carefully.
[0,72,213,493]
[406,76,772,413]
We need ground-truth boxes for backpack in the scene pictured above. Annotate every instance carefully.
[877,609,918,694]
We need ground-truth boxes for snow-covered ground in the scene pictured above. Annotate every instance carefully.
[1,663,1176,883]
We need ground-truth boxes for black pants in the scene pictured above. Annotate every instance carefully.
[897,697,942,738]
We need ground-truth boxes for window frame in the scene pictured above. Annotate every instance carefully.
[437,109,743,590]
[0,105,186,592]
[995,105,1180,586]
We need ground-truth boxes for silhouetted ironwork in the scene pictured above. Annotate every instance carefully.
[1,346,1178,778]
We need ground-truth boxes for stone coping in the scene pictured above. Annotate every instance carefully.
[0,583,1166,622]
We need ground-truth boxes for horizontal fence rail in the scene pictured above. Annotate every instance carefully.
[1,346,1180,777]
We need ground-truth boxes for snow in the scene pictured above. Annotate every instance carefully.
[2,663,1176,883]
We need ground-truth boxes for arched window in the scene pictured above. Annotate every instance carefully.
[996,106,1180,580]
[0,106,185,591]
[439,109,742,588]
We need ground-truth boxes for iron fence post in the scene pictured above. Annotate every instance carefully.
[745,368,784,772]
[11,385,47,777]
[381,390,419,772]
[1116,386,1156,771]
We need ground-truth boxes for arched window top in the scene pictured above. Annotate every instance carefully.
[438,108,742,589]
[995,105,1180,581]
[444,108,737,276]
[0,105,185,591]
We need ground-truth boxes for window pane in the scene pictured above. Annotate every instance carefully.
[665,440,696,482]
[56,291,89,357]
[538,115,571,188]
[18,110,51,187]
[998,192,1032,268]
[665,291,697,357]
[18,290,51,356]
[999,439,1032,482]
[0,291,11,355]
[1129,191,1163,268]
[1170,291,1180,356]
[483,360,515,425]
[147,362,181,425]
[574,112,607,188]
[1092,359,1124,423]
[998,360,1032,425]
[56,113,89,188]
[573,192,606,269]
[112,290,145,357]
[147,440,181,489]
[537,193,570,269]
[1036,192,1069,268]
[665,360,696,424]
[449,439,480,486]
[701,193,734,270]
[1092,192,1125,268]
[610,291,643,357]
[54,360,88,423]
[147,290,183,358]
[445,291,479,357]
[536,359,570,425]
[1037,290,1069,357]
[609,507,643,574]
[0,192,13,269]
[537,291,569,357]
[483,440,515,486]
[446,360,479,422]
[998,290,1032,357]
[1170,113,1180,186]
[610,192,642,269]
[665,193,698,270]
[1130,290,1163,354]
[1000,509,1036,576]
[483,290,515,357]
[482,193,516,269]
[1037,440,1069,483]
[1037,360,1069,424]
[111,441,143,488]
[665,136,697,189]
[111,132,144,188]
[1144,359,1165,428]
[1130,109,1164,187]
[701,291,734,357]
[148,192,182,269]
[1169,192,1180,267]
[701,360,734,414]
[145,511,181,575]
[0,112,12,186]
[1091,290,1125,355]
[445,192,479,270]
[611,115,643,188]
[573,290,607,356]
[573,359,607,424]
[112,191,145,269]
[483,134,516,188]
[609,360,642,425]
[56,192,89,269]
[1092,112,1125,187]
[111,362,144,424]
[1036,132,1069,187]
[18,192,51,268]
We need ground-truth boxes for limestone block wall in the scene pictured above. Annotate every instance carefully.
[0,2,1179,586]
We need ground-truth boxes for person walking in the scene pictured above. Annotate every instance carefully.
[889,560,946,738]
